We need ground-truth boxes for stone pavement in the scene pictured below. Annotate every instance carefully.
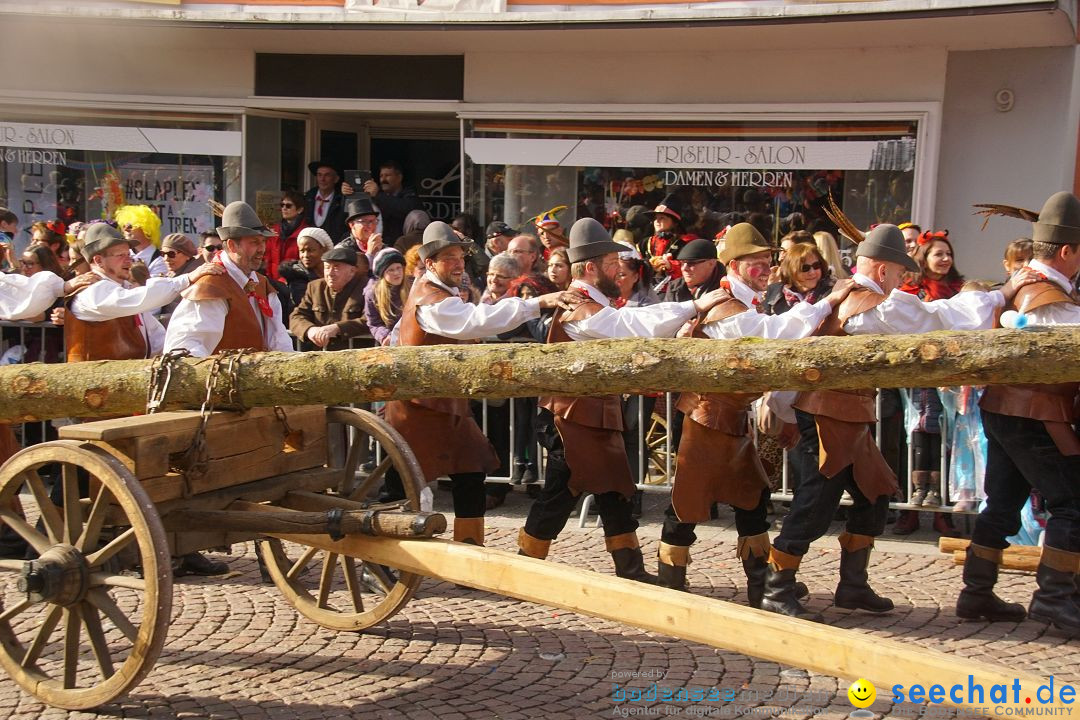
[1,486,1075,720]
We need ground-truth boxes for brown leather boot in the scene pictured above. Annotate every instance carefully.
[517,528,551,560]
[657,541,689,591]
[453,517,484,546]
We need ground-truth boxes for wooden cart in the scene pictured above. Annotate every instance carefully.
[0,405,435,710]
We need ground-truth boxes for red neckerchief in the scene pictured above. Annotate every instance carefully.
[213,256,273,317]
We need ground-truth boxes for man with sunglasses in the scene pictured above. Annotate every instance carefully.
[656,225,854,600]
[199,231,223,264]
[160,233,205,314]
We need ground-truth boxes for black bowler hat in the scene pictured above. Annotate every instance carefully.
[307,160,342,177]
[676,238,718,262]
[567,218,626,264]
[345,197,379,223]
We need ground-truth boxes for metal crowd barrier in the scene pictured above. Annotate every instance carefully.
[1,319,968,521]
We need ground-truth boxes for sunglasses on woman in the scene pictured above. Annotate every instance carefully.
[800,261,825,273]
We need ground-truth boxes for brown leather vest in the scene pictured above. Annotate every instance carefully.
[180,272,272,353]
[539,299,624,431]
[981,279,1079,423]
[677,297,760,434]
[794,286,886,422]
[64,287,149,362]
[395,276,471,418]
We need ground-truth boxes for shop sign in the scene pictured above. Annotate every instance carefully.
[0,121,240,156]
[464,137,915,171]
[660,169,794,188]
[118,163,215,236]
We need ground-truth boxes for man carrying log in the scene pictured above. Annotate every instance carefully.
[516,218,729,582]
[761,224,1036,622]
[657,225,854,599]
[958,191,1080,636]
[383,221,569,546]
[164,201,294,357]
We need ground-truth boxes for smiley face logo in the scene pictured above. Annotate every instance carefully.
[848,678,876,708]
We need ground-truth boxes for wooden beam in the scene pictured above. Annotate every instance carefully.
[266,531,1063,714]
[939,538,1042,557]
[4,328,1080,422]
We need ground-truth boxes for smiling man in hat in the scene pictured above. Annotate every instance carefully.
[303,160,347,243]
[760,223,1037,623]
[382,221,571,546]
[957,191,1080,635]
[164,201,293,357]
[656,223,855,599]
[339,196,383,261]
[516,218,730,583]
[67,223,221,362]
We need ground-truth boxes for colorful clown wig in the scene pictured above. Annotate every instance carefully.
[113,205,162,247]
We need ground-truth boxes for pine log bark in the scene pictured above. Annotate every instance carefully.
[1,327,1079,422]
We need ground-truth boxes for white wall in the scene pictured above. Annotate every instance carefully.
[936,46,1079,283]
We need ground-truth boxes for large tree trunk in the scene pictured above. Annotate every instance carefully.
[1,328,1078,422]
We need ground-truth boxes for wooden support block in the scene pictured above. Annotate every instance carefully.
[952,549,1040,573]
[938,537,1042,557]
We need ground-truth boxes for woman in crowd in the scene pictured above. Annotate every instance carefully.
[279,227,331,308]
[894,230,965,537]
[545,246,571,291]
[614,250,659,308]
[20,244,65,280]
[403,244,424,293]
[763,241,835,316]
[365,247,408,347]
[268,191,308,283]
[814,230,850,279]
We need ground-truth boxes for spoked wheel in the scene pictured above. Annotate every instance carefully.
[258,407,426,631]
[645,413,676,485]
[0,440,171,710]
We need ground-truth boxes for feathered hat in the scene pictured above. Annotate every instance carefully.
[974,192,1080,246]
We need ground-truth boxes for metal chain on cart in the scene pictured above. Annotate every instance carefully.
[146,348,191,414]
[172,349,250,496]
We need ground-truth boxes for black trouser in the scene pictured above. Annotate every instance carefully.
[911,430,942,473]
[523,448,637,541]
[384,468,487,519]
[512,397,539,467]
[972,410,1080,552]
[772,410,889,557]
[661,486,771,548]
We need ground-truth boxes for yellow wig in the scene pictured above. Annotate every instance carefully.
[113,205,162,247]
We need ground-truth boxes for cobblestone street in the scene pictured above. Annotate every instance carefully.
[2,488,1076,720]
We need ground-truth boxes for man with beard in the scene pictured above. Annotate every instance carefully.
[164,201,293,357]
[517,218,728,582]
[761,224,1035,622]
[657,224,854,600]
[357,160,421,246]
[383,222,569,546]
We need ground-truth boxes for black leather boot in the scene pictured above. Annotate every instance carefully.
[657,561,687,591]
[611,547,658,584]
[1028,547,1080,637]
[834,537,894,613]
[742,553,768,609]
[955,545,1027,622]
[761,567,822,622]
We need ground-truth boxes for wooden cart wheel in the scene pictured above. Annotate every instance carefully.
[645,413,676,485]
[258,407,425,632]
[0,440,172,710]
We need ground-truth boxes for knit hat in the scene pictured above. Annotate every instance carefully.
[297,227,333,249]
[373,247,406,278]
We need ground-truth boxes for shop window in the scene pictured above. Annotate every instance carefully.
[463,118,919,265]
[0,114,240,256]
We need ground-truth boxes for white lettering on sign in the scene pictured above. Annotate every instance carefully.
[0,122,241,156]
[2,148,68,165]
[661,169,794,189]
